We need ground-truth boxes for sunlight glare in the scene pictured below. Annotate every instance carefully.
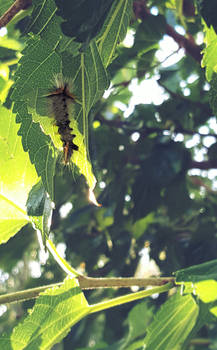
[29,261,41,278]
[203,136,216,147]
[0,305,7,317]
[156,35,185,67]
[199,125,209,134]
[186,134,200,148]
[122,29,135,48]
[131,132,140,142]
[175,25,186,35]
[59,202,73,218]
[0,27,7,36]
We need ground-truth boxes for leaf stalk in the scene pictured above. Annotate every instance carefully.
[90,282,173,313]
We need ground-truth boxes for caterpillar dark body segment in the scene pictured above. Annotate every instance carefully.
[47,83,78,164]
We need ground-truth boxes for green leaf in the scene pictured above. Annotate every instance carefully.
[133,14,166,76]
[175,260,217,318]
[28,190,53,246]
[31,41,108,193]
[126,301,154,344]
[143,293,199,350]
[90,302,154,350]
[0,277,90,350]
[201,24,217,81]
[27,0,60,41]
[26,180,52,244]
[0,36,23,52]
[0,225,34,271]
[7,0,133,201]
[210,73,217,116]
[11,37,62,103]
[135,15,166,44]
[197,0,217,33]
[26,181,46,217]
[158,68,181,94]
[41,195,53,244]
[0,105,39,244]
[175,259,217,284]
[11,0,109,195]
[164,175,191,218]
[132,141,189,219]
[125,339,144,350]
[55,0,114,44]
[62,40,109,110]
[14,101,56,199]
[10,34,60,199]
[132,214,155,239]
[181,299,216,349]
[97,0,133,67]
[26,0,80,53]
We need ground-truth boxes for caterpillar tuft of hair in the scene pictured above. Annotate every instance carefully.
[47,76,78,164]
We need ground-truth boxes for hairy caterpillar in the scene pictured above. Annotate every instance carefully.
[47,76,78,164]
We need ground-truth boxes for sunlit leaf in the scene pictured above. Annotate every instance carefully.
[201,24,217,81]
[143,293,199,350]
[176,260,217,318]
[0,36,23,51]
[13,101,56,199]
[10,0,109,195]
[0,277,90,349]
[0,106,39,244]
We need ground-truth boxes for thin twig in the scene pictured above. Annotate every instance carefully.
[0,276,175,304]
[157,80,211,116]
[190,160,217,170]
[77,276,174,289]
[96,115,217,139]
[0,0,31,28]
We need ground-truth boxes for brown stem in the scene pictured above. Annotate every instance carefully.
[77,276,174,289]
[165,24,202,63]
[189,176,216,193]
[190,160,217,170]
[0,0,31,28]
[96,115,216,139]
[157,80,212,118]
[183,0,196,17]
[0,276,175,304]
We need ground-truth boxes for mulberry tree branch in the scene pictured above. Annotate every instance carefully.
[0,0,31,28]
[190,160,217,170]
[133,0,202,63]
[165,24,202,63]
[0,276,174,304]
[96,115,216,139]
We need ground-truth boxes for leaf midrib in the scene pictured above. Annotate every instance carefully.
[0,193,28,217]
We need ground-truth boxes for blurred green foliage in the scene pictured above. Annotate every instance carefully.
[1,0,217,349]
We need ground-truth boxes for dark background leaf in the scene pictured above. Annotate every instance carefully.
[55,0,114,44]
